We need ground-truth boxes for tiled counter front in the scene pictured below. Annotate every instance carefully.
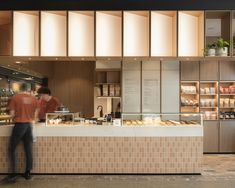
[0,125,203,174]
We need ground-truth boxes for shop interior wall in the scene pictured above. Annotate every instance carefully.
[24,61,95,117]
[0,24,11,55]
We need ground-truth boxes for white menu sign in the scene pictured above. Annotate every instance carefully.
[122,62,141,113]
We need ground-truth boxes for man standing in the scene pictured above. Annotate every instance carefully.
[7,83,39,182]
[37,87,60,122]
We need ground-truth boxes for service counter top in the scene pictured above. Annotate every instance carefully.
[0,123,203,174]
[0,123,203,137]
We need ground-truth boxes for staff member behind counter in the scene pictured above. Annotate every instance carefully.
[37,87,60,122]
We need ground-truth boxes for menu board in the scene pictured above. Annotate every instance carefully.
[161,61,179,120]
[122,62,141,112]
[142,61,160,112]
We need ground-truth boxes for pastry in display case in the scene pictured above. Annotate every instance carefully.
[121,113,202,126]
[46,113,74,126]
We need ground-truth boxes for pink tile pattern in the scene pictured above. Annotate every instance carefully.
[0,136,203,174]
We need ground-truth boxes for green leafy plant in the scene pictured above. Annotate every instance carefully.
[207,42,216,49]
[215,37,229,49]
[203,42,216,55]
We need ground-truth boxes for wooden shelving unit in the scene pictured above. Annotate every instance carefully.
[205,11,230,56]
[151,11,177,57]
[219,81,235,119]
[180,81,199,113]
[94,67,121,118]
[178,11,204,57]
[200,81,218,120]
[96,11,122,57]
[68,11,94,56]
[123,11,149,57]
[41,11,67,56]
[13,11,39,56]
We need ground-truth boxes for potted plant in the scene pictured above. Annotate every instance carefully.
[215,37,229,56]
[204,42,216,56]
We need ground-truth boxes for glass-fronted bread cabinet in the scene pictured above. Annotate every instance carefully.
[46,112,75,126]
[45,112,202,126]
[122,113,202,126]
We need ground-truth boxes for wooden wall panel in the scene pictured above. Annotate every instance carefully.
[23,61,95,117]
[0,24,12,55]
[181,61,199,81]
[200,61,219,81]
[25,62,54,78]
[51,62,95,117]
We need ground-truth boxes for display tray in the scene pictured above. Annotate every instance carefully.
[122,120,199,126]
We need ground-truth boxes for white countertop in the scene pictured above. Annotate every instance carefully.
[0,123,203,137]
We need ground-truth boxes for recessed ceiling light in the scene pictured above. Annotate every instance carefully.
[15,61,21,64]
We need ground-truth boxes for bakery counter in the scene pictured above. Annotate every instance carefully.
[0,123,202,137]
[0,123,203,174]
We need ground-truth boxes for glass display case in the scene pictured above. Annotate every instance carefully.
[121,113,203,126]
[46,112,74,126]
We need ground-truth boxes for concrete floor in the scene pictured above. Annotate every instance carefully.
[1,154,235,188]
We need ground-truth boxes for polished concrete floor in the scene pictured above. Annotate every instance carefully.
[1,154,235,188]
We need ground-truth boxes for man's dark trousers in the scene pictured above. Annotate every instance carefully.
[10,123,33,173]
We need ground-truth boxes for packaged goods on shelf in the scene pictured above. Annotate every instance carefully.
[200,87,215,94]
[210,87,216,94]
[181,85,197,94]
[224,98,230,108]
[96,86,102,96]
[102,84,108,96]
[181,96,198,106]
[203,111,217,120]
[109,84,115,96]
[200,99,216,107]
[220,98,224,107]
[220,112,235,119]
[115,85,121,97]
[230,99,235,107]
[200,88,205,94]
[229,85,235,93]
[205,87,210,94]
[220,97,235,108]
[220,86,224,93]
[220,85,235,94]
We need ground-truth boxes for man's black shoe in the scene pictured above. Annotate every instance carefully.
[23,170,32,180]
[6,173,17,183]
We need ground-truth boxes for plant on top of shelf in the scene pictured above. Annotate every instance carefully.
[204,42,216,56]
[215,37,229,56]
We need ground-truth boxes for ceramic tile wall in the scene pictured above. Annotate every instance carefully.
[0,136,203,174]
